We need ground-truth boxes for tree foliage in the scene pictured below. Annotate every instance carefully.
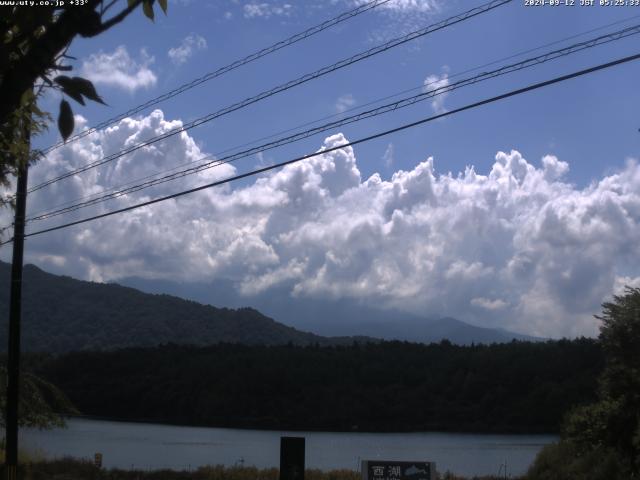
[526,440,629,480]
[0,364,77,430]
[35,339,603,434]
[597,287,640,410]
[527,287,640,479]
[0,0,164,210]
[0,0,165,434]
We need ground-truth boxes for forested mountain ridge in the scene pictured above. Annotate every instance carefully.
[36,339,603,433]
[0,261,370,352]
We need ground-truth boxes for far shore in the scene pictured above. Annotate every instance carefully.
[60,414,559,436]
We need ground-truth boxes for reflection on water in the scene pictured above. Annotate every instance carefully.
[22,418,556,477]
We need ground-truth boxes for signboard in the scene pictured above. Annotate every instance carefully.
[361,461,435,480]
[94,452,103,468]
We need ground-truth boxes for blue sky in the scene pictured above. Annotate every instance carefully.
[35,0,639,186]
[3,0,640,338]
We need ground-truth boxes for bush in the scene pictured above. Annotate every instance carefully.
[525,441,629,480]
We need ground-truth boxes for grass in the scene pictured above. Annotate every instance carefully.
[3,457,518,480]
[0,442,514,480]
[0,444,46,465]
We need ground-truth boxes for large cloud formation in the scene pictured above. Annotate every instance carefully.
[5,110,640,338]
[81,46,157,93]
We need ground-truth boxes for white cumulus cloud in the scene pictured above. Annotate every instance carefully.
[424,68,449,114]
[335,94,356,114]
[351,0,439,13]
[81,46,157,93]
[347,0,441,41]
[8,110,640,339]
[243,2,293,18]
[382,143,394,168]
[168,34,208,65]
[471,297,508,311]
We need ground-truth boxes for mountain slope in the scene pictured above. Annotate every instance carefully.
[120,276,540,345]
[0,261,366,353]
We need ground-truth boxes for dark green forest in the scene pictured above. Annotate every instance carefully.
[33,338,602,434]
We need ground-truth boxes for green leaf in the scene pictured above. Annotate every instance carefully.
[142,0,154,21]
[54,75,85,105]
[127,0,137,6]
[20,88,34,107]
[54,76,106,105]
[69,77,106,105]
[158,0,168,14]
[34,25,46,38]
[77,10,103,38]
[58,100,74,142]
[31,102,46,117]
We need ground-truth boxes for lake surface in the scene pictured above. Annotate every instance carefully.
[22,418,556,478]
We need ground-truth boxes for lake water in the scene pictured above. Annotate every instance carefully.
[22,418,556,478]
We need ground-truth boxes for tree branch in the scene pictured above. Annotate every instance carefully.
[101,0,120,16]
[0,1,143,124]
[87,0,144,37]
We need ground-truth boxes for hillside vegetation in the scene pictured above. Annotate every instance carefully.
[35,338,601,433]
[0,262,368,352]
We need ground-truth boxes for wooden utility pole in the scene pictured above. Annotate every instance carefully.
[4,130,29,480]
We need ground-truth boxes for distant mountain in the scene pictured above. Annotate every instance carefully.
[0,261,371,353]
[119,276,541,345]
[415,317,540,344]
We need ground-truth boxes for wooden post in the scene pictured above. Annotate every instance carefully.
[280,437,305,480]
[4,131,29,480]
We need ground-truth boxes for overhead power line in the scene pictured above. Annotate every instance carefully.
[26,13,639,222]
[40,0,394,154]
[28,0,513,194]
[3,50,636,246]
[24,23,640,223]
[9,16,640,228]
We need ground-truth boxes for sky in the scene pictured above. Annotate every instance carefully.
[2,0,640,338]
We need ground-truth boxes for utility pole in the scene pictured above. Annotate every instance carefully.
[4,128,29,480]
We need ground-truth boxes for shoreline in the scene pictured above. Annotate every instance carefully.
[61,415,559,436]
